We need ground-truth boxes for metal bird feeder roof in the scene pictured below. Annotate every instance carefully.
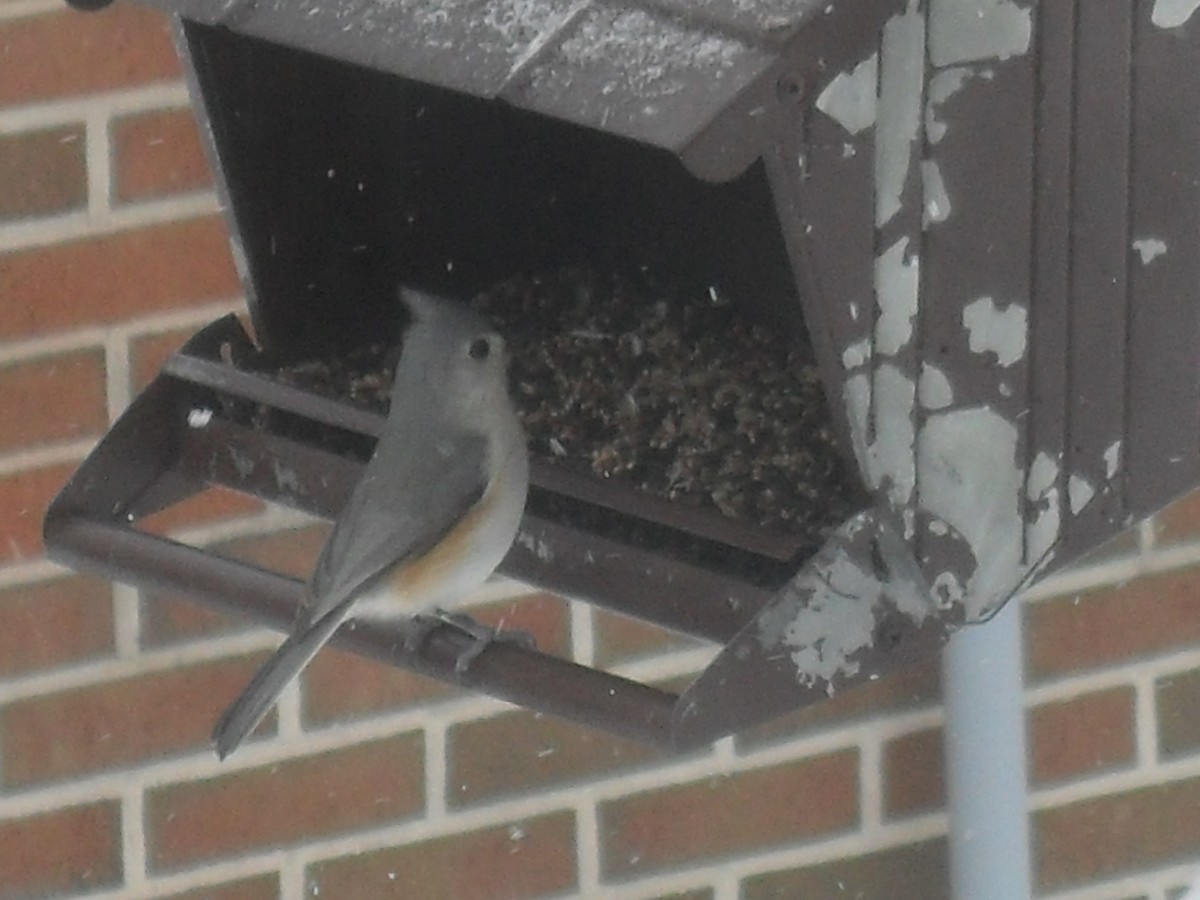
[46,0,1200,748]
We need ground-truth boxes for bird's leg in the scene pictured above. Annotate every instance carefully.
[405,609,535,673]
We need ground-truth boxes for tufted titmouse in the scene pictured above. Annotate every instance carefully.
[212,289,530,760]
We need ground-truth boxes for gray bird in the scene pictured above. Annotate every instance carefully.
[212,289,530,759]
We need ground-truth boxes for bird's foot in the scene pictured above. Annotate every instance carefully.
[406,608,535,673]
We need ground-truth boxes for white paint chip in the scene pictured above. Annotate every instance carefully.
[875,0,926,228]
[922,159,951,225]
[1104,440,1122,480]
[816,53,878,135]
[874,237,920,355]
[1132,237,1168,264]
[918,362,954,409]
[1152,0,1200,27]
[842,338,872,371]
[961,296,1027,367]
[1068,474,1095,515]
[928,0,1032,66]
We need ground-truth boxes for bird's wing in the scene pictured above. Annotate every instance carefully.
[301,426,489,625]
[211,427,488,758]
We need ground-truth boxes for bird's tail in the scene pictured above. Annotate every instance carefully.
[211,605,350,760]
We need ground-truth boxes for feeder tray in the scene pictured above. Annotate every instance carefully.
[45,0,1200,747]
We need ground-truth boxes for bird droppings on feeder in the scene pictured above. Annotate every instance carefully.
[261,266,864,560]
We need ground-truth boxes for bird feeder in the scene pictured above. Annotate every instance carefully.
[46,0,1200,748]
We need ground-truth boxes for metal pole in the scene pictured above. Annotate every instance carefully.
[942,599,1033,900]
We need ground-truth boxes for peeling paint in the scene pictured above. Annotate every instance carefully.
[874,238,920,355]
[843,372,871,464]
[1026,451,1061,558]
[815,53,878,135]
[925,67,990,143]
[922,159,951,225]
[1132,237,1168,264]
[1152,0,1200,28]
[867,364,918,509]
[918,406,1055,616]
[842,338,871,371]
[1068,473,1095,515]
[928,0,1032,67]
[961,296,1027,367]
[875,0,925,227]
[756,514,938,687]
[1104,440,1122,479]
[918,362,954,409]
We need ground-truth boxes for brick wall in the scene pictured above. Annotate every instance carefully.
[1,3,1199,899]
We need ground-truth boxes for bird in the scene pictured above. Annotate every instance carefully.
[212,288,530,760]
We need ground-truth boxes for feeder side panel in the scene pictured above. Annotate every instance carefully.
[866,3,926,529]
[1124,6,1200,516]
[917,14,1038,620]
[1061,1,1135,548]
[764,58,879,472]
[1026,0,1074,573]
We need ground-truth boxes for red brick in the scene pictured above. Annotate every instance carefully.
[742,839,948,900]
[0,801,121,897]
[0,460,76,563]
[302,645,456,727]
[0,216,239,341]
[113,107,211,203]
[215,524,328,579]
[131,325,197,392]
[737,656,941,750]
[140,525,327,647]
[303,591,569,726]
[600,750,859,880]
[448,708,671,808]
[0,348,107,454]
[0,573,113,676]
[883,728,945,819]
[0,6,180,107]
[1156,667,1200,760]
[1035,776,1200,890]
[0,124,87,221]
[309,811,576,900]
[1152,487,1200,545]
[1,655,273,787]
[593,607,706,667]
[1026,568,1200,679]
[160,875,279,900]
[137,485,264,536]
[469,591,572,656]
[130,314,256,391]
[1029,687,1136,784]
[147,734,424,870]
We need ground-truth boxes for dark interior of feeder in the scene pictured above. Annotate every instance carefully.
[183,21,867,581]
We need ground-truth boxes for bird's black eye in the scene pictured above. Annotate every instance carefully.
[469,337,491,360]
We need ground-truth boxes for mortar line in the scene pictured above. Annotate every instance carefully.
[111,582,142,659]
[0,84,192,132]
[858,731,884,833]
[121,787,148,890]
[85,106,112,217]
[424,720,448,822]
[0,191,220,253]
[0,0,60,21]
[278,853,308,900]
[1133,670,1159,770]
[104,326,133,423]
[575,794,601,894]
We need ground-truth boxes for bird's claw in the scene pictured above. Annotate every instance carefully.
[406,608,535,674]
